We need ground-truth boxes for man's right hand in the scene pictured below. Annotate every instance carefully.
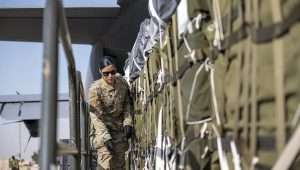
[104,139,113,152]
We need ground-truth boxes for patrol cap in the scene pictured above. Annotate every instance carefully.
[99,56,115,70]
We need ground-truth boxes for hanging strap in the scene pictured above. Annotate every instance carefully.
[272,124,300,170]
[232,2,244,140]
[185,59,209,125]
[230,140,242,170]
[178,137,186,170]
[212,124,230,170]
[207,60,222,126]
[271,0,286,154]
[250,0,259,158]
[172,15,185,138]
[185,58,221,125]
[219,1,300,50]
[291,104,300,127]
[212,0,224,50]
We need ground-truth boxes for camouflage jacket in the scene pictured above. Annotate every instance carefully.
[89,75,133,144]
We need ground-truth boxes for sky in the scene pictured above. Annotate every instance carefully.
[0,41,91,95]
[0,0,118,162]
[0,41,92,161]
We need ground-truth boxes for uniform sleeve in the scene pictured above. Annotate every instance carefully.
[123,86,134,127]
[88,84,100,113]
[88,83,107,116]
[88,84,111,147]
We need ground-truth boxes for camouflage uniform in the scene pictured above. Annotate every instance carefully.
[9,157,19,170]
[89,75,133,170]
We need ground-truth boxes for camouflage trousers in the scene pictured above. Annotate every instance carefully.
[97,141,128,170]
[90,113,129,169]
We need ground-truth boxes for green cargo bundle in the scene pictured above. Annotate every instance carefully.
[129,0,300,169]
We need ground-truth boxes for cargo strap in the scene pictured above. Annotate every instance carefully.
[230,141,242,170]
[143,58,202,110]
[178,137,186,170]
[291,104,300,127]
[212,124,229,170]
[249,0,259,159]
[138,0,300,114]
[144,55,223,127]
[143,32,206,109]
[177,131,278,168]
[220,1,300,49]
[255,164,272,170]
[273,124,300,170]
[185,58,212,125]
[210,135,277,153]
[172,15,185,138]
[271,0,286,154]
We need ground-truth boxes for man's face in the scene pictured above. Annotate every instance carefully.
[100,65,116,85]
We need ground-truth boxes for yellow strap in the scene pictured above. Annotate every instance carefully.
[172,15,185,137]
[250,0,258,158]
[271,0,286,154]
[273,124,300,170]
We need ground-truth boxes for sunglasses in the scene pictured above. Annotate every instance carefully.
[102,70,116,77]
